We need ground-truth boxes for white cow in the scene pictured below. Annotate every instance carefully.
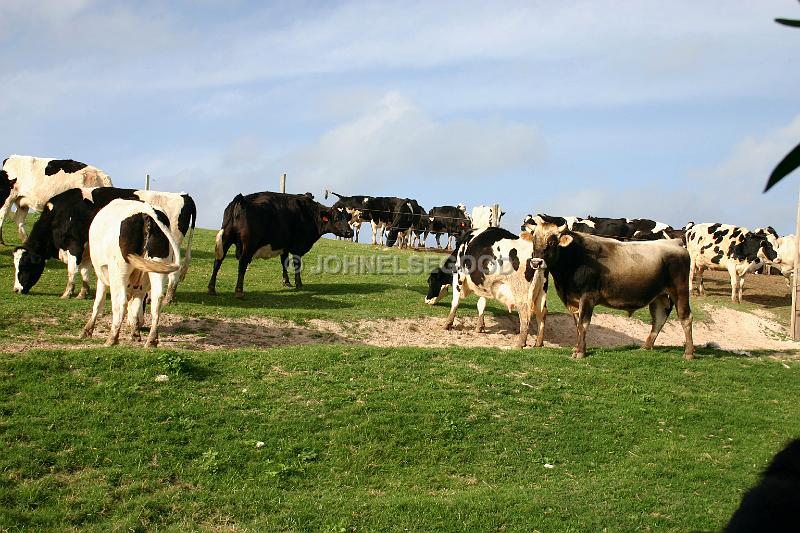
[0,155,113,244]
[81,199,180,347]
[470,205,504,230]
[775,234,796,288]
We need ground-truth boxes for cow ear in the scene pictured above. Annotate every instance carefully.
[558,234,573,247]
[520,231,533,242]
[321,211,330,222]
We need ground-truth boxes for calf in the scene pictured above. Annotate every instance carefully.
[12,187,195,303]
[207,191,353,298]
[443,227,548,349]
[428,205,470,249]
[685,223,779,303]
[526,218,694,359]
[471,205,504,230]
[80,199,180,347]
[0,155,113,244]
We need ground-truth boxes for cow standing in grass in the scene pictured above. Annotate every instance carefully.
[81,199,180,347]
[0,155,113,244]
[524,217,694,359]
[12,187,195,303]
[208,191,354,298]
[685,223,779,304]
[442,227,548,349]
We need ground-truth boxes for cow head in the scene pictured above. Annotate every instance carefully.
[320,206,354,239]
[732,234,780,268]
[425,267,452,305]
[525,221,572,268]
[0,171,16,206]
[12,246,46,294]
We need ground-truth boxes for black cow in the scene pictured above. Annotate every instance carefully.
[526,218,694,359]
[723,439,800,532]
[361,196,407,246]
[428,205,470,249]
[207,191,354,298]
[12,187,195,301]
[385,198,425,248]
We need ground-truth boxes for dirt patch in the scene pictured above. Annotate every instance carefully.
[3,303,798,357]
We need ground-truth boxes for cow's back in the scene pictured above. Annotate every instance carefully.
[234,192,322,255]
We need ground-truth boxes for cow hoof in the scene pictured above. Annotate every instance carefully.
[444,323,453,331]
[59,292,71,300]
[295,284,303,290]
[80,328,93,339]
[207,287,217,296]
[235,291,245,300]
[104,338,118,347]
[684,351,695,360]
[76,291,88,300]
[283,281,292,288]
[475,326,485,333]
[572,351,585,359]
[145,340,158,348]
[514,342,526,349]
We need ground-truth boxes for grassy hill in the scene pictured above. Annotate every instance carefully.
[1,219,799,531]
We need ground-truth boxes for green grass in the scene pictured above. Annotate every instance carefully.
[1,216,798,531]
[1,346,799,532]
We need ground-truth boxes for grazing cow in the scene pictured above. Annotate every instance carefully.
[329,191,372,242]
[425,249,458,305]
[685,223,779,303]
[428,204,470,249]
[442,227,549,349]
[80,199,180,347]
[471,205,504,230]
[12,187,195,303]
[522,213,676,241]
[0,155,113,244]
[526,217,694,359]
[723,439,800,532]
[207,191,354,298]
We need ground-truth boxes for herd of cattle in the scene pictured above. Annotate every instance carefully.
[1,154,797,355]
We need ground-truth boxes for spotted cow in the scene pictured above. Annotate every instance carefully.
[442,227,548,349]
[685,223,779,304]
[0,155,113,244]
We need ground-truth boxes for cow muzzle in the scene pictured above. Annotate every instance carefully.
[529,258,546,269]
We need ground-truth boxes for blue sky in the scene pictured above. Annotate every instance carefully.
[2,0,799,234]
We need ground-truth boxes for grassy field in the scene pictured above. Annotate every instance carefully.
[1,218,799,531]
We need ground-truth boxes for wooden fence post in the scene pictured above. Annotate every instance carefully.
[793,187,800,340]
[492,203,500,227]
[280,173,286,194]
[145,174,150,191]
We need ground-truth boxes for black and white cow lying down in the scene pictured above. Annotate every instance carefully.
[685,223,779,304]
[526,218,694,359]
[81,199,180,347]
[0,155,113,244]
[437,227,549,349]
[12,187,195,303]
[207,191,354,298]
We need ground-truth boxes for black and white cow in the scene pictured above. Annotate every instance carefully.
[526,217,694,359]
[329,191,371,242]
[523,213,676,241]
[361,196,408,246]
[0,155,113,244]
[685,223,779,304]
[407,201,428,248]
[427,204,470,249]
[207,191,354,298]
[442,227,549,349]
[80,199,180,347]
[12,187,195,303]
[384,198,425,249]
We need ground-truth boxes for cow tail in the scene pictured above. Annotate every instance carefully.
[216,194,245,260]
[179,197,197,281]
[127,254,180,274]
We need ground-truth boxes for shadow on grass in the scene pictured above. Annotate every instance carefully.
[742,293,790,308]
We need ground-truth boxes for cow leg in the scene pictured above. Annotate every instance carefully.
[207,237,234,295]
[0,197,12,245]
[14,206,29,242]
[573,301,594,358]
[688,256,696,294]
[292,255,303,289]
[235,255,252,299]
[81,277,108,339]
[126,295,144,341]
[77,259,92,299]
[61,252,79,299]
[697,266,706,296]
[145,274,166,348]
[280,252,292,287]
[106,271,129,346]
[643,294,672,350]
[727,266,740,304]
[444,274,463,330]
[532,291,548,348]
[737,275,746,303]
[163,270,179,305]
[475,296,487,332]
[515,302,531,349]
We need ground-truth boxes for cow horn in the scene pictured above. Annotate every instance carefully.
[532,214,545,226]
[558,224,568,233]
